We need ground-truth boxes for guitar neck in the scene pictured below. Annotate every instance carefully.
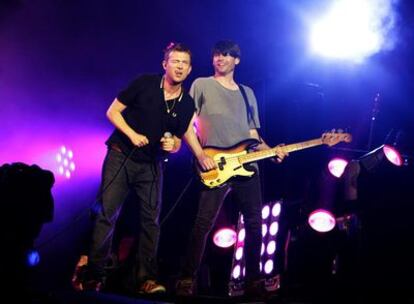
[239,138,324,164]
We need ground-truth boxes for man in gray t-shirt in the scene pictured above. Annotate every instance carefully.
[177,40,287,298]
[190,76,260,148]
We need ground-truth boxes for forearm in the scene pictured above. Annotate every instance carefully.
[107,110,137,139]
[106,99,139,139]
[184,128,204,158]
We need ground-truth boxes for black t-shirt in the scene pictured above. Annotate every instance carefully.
[106,74,195,162]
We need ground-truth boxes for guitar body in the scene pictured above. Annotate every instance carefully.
[199,139,259,188]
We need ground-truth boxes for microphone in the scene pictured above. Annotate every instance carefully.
[162,132,173,162]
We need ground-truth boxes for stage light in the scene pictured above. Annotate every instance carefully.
[235,247,243,261]
[269,221,279,236]
[264,259,274,274]
[267,240,276,255]
[238,228,245,242]
[272,202,281,217]
[262,223,268,237]
[26,250,40,267]
[360,144,403,172]
[262,205,270,219]
[213,227,237,248]
[383,145,403,166]
[328,158,349,178]
[232,265,241,279]
[56,145,76,179]
[309,0,397,62]
[308,209,336,233]
[229,200,283,296]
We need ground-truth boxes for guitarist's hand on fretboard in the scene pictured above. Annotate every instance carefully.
[273,144,289,163]
[197,152,217,171]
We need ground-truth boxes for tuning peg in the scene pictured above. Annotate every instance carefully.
[337,129,343,133]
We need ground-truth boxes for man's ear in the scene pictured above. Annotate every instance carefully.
[235,57,240,65]
[162,60,167,70]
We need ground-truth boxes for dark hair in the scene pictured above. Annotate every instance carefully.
[164,42,192,61]
[212,40,241,58]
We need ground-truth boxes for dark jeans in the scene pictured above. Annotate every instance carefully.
[182,170,263,283]
[88,149,163,283]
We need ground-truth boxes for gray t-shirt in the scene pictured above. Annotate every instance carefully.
[189,77,261,148]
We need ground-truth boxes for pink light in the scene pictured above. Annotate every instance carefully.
[383,145,403,166]
[264,259,274,274]
[269,221,279,236]
[235,247,243,261]
[272,202,281,217]
[213,228,237,248]
[262,224,268,237]
[262,205,270,219]
[308,209,336,232]
[56,145,76,179]
[238,228,245,242]
[232,265,241,279]
[267,240,276,255]
[328,158,349,178]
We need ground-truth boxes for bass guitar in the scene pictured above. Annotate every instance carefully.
[198,131,352,188]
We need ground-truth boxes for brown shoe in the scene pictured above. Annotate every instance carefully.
[139,280,166,294]
[176,278,194,296]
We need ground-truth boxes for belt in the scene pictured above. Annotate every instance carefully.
[110,143,123,153]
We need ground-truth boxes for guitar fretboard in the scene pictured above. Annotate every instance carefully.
[239,138,323,164]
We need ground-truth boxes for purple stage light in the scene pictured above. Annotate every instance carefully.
[383,145,403,166]
[26,250,40,267]
[269,221,279,236]
[328,158,349,178]
[56,145,76,179]
[235,247,243,261]
[308,209,336,232]
[264,260,274,274]
[272,202,281,217]
[262,205,270,219]
[232,265,241,279]
[267,240,276,255]
[262,223,268,237]
[229,200,283,296]
[238,228,246,243]
[213,227,237,248]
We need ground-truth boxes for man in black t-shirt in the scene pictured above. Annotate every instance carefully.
[83,42,194,294]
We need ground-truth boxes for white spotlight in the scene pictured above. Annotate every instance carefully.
[309,0,397,62]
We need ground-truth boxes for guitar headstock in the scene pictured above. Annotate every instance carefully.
[321,129,352,146]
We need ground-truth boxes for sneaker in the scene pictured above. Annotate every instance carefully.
[72,255,106,292]
[139,280,166,294]
[176,278,194,296]
[244,279,267,300]
[82,279,105,292]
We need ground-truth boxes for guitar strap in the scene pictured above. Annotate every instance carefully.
[238,84,258,129]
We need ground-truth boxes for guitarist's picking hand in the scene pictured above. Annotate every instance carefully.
[273,144,288,163]
[197,153,216,171]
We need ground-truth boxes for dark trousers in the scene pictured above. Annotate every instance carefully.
[182,170,263,283]
[88,149,163,283]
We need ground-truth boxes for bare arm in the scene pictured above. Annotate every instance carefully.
[183,113,216,170]
[106,98,149,147]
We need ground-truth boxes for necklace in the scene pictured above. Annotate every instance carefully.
[165,98,177,114]
[160,76,183,115]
